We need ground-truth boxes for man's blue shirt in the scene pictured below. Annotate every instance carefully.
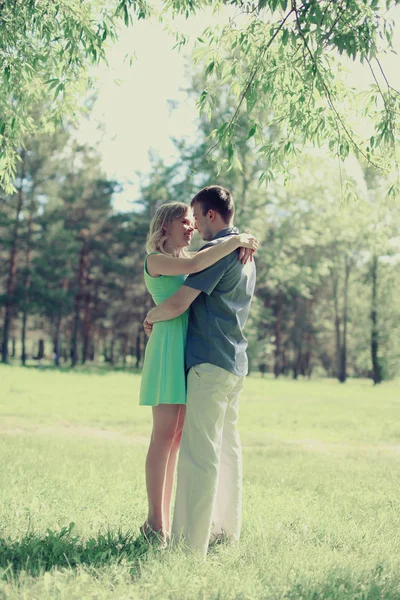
[183,227,256,377]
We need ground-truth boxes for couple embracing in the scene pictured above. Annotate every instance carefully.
[139,185,258,559]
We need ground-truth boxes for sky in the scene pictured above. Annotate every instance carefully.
[76,5,400,212]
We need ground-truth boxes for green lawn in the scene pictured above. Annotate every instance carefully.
[0,366,399,599]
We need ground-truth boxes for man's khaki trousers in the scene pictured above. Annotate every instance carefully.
[172,363,245,558]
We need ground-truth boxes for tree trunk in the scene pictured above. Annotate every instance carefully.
[293,344,303,380]
[281,346,288,375]
[331,268,342,382]
[121,336,128,366]
[304,335,312,379]
[64,326,70,363]
[36,339,45,360]
[304,300,313,379]
[2,149,26,364]
[71,236,88,367]
[103,339,110,363]
[370,255,382,384]
[109,335,115,365]
[273,293,283,378]
[21,310,28,365]
[21,186,35,366]
[81,292,91,365]
[338,258,351,383]
[81,264,93,365]
[53,316,62,367]
[291,298,301,379]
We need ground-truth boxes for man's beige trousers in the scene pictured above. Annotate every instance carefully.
[172,363,245,558]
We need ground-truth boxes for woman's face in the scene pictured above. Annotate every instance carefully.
[167,211,194,248]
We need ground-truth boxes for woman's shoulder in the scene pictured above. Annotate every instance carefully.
[144,253,163,279]
[144,254,183,284]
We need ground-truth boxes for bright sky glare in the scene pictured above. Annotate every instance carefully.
[76,6,400,212]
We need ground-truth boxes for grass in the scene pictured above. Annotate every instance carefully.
[0,366,399,599]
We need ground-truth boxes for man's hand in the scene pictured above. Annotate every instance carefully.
[143,317,153,338]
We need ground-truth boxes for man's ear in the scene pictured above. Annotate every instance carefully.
[208,209,217,222]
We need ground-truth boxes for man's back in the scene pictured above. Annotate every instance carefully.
[183,229,256,376]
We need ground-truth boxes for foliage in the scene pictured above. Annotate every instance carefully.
[0,0,149,193]
[0,124,150,367]
[162,66,400,381]
[1,65,399,379]
[1,0,400,194]
[184,0,400,186]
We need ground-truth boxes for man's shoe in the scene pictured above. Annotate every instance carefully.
[208,530,232,548]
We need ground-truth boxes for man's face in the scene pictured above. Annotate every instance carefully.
[192,202,214,241]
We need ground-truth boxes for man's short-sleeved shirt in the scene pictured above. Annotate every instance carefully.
[183,227,256,377]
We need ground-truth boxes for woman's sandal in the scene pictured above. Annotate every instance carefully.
[139,521,168,549]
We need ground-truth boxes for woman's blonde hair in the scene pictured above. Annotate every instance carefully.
[146,202,190,256]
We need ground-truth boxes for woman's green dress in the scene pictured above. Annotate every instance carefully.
[139,255,188,406]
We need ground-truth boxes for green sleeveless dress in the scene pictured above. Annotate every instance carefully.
[139,255,189,406]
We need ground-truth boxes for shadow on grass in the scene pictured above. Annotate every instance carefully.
[0,523,154,578]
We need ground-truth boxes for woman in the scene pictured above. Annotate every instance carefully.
[139,201,258,544]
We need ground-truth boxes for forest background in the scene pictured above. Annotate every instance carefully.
[1,0,400,385]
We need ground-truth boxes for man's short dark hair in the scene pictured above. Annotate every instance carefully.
[190,185,234,224]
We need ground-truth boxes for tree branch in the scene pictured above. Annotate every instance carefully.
[191,6,295,174]
[293,0,383,170]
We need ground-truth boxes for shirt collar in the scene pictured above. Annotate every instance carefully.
[211,226,239,241]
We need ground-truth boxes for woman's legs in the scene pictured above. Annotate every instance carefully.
[163,405,186,534]
[145,404,184,534]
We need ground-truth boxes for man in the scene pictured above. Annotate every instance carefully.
[144,185,256,558]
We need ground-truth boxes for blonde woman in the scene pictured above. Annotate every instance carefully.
[139,201,257,544]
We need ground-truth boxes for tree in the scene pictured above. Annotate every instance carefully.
[1,149,26,363]
[2,1,399,195]
[362,164,400,382]
[183,0,400,189]
[1,124,70,364]
[148,64,400,381]
[0,0,149,193]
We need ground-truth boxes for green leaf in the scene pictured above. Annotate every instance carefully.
[198,89,208,106]
[232,155,243,173]
[47,79,60,90]
[246,85,258,113]
[123,4,129,26]
[205,60,215,76]
[217,122,229,141]
[54,83,64,99]
[247,123,257,139]
[228,142,234,165]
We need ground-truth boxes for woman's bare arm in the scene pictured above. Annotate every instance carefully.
[146,233,259,277]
